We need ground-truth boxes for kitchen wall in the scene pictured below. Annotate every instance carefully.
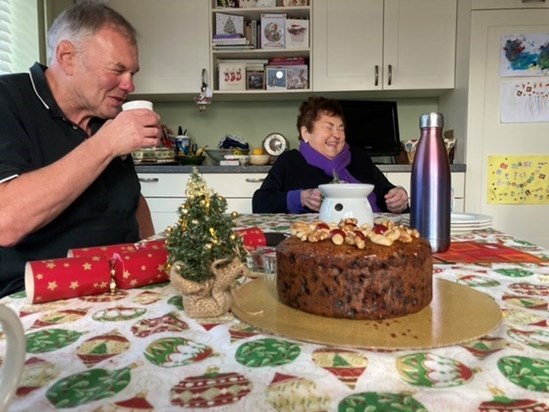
[154,98,439,156]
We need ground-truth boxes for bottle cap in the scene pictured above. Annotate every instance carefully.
[420,112,444,128]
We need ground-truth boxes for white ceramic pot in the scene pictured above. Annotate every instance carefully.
[0,305,25,412]
[318,183,374,226]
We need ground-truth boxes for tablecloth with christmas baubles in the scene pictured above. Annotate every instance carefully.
[0,213,548,411]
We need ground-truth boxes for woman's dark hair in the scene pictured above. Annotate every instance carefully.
[296,96,345,140]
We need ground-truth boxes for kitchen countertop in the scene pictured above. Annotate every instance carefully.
[135,163,467,173]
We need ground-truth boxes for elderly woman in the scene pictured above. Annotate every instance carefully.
[252,96,409,214]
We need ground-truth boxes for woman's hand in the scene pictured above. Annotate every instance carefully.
[301,188,323,212]
[385,186,409,214]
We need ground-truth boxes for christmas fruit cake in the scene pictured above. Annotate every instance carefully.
[276,218,433,320]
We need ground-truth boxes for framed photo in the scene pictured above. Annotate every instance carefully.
[257,0,276,6]
[239,0,257,7]
[216,0,238,8]
[266,66,287,90]
[286,65,308,89]
[282,0,308,5]
[285,19,309,48]
[247,70,265,90]
[218,62,246,90]
[261,14,286,49]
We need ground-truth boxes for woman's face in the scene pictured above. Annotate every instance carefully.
[301,112,345,159]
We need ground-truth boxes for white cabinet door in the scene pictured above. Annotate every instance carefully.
[139,173,266,232]
[313,0,456,91]
[109,0,210,95]
[472,0,549,10]
[313,0,383,91]
[383,0,456,90]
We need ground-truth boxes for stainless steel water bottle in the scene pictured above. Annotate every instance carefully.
[410,112,451,253]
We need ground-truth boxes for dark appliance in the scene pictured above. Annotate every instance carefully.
[338,100,401,159]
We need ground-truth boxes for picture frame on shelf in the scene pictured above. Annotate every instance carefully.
[216,0,238,8]
[257,0,276,7]
[261,14,286,49]
[216,13,245,36]
[247,71,265,90]
[285,18,309,48]
[286,65,308,89]
[239,0,257,7]
[266,66,287,90]
[282,0,308,5]
[218,62,246,91]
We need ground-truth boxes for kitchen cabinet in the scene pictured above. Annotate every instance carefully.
[466,8,549,248]
[472,0,549,10]
[138,173,266,232]
[313,0,457,92]
[384,172,465,213]
[108,0,210,95]
[209,1,311,96]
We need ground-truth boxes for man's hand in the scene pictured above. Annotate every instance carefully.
[97,109,162,157]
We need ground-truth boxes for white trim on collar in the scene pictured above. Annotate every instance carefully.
[28,71,50,110]
[0,174,18,184]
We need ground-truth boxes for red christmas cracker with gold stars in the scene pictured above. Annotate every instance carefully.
[25,256,112,303]
[25,239,169,304]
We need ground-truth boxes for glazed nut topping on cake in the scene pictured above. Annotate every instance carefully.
[290,218,419,248]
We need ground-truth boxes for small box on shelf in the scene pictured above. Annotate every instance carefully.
[216,0,238,7]
[239,0,258,7]
[286,65,308,89]
[218,62,246,90]
[257,0,277,7]
[216,13,245,36]
[247,70,265,90]
[261,14,286,48]
[285,18,309,48]
[282,0,308,5]
[266,66,287,89]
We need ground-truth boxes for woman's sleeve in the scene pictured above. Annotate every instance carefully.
[252,153,293,213]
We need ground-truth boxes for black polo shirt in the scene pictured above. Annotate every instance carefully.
[0,63,141,298]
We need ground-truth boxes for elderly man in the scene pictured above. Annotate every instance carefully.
[0,3,161,297]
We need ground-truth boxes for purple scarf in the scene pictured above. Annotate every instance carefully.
[299,141,380,212]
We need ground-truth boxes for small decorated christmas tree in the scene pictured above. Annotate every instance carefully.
[165,168,246,283]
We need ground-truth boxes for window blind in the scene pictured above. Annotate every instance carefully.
[0,0,39,74]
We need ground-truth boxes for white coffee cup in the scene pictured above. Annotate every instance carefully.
[121,100,153,111]
[0,305,25,412]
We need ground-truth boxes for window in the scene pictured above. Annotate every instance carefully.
[0,0,39,74]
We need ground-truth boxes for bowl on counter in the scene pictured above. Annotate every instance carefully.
[177,155,205,165]
[249,154,271,165]
[205,148,249,164]
[132,147,176,164]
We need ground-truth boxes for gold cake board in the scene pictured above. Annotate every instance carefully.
[232,278,502,350]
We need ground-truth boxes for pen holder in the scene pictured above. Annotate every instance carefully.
[176,136,191,155]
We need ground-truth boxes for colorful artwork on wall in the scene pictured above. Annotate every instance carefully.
[488,155,549,204]
[500,79,549,122]
[500,33,549,77]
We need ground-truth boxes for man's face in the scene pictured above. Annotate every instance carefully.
[72,26,139,119]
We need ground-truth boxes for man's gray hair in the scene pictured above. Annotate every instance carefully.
[47,1,138,64]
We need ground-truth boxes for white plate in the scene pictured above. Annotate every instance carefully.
[399,212,492,235]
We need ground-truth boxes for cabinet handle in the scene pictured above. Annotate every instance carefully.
[387,64,392,86]
[139,177,159,183]
[245,178,265,183]
[522,0,545,2]
[374,65,379,86]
